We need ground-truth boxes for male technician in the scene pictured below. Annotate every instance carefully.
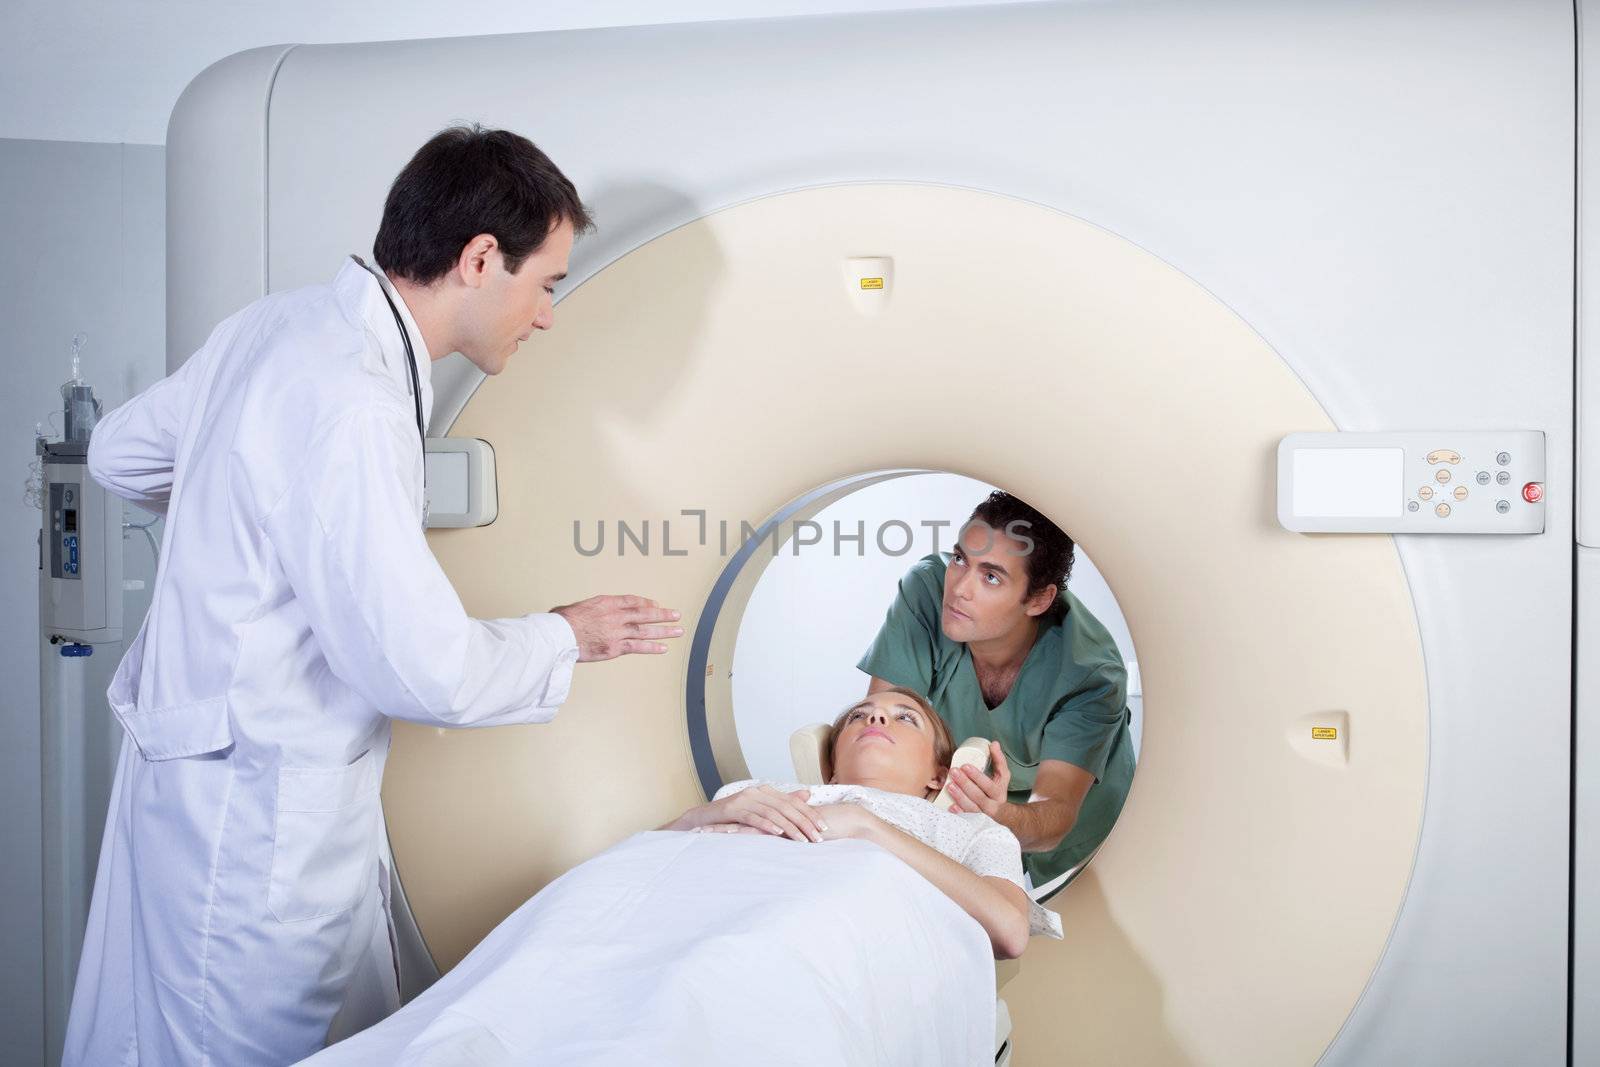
[860,492,1135,887]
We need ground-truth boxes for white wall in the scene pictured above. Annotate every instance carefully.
[0,137,165,1061]
[732,472,1141,783]
[2,0,1032,145]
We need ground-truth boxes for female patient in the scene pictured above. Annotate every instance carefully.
[661,686,1049,959]
[300,687,1057,1066]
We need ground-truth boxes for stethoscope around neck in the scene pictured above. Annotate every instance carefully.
[353,254,427,518]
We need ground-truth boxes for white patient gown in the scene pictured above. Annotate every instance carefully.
[714,780,1065,938]
[63,257,580,1066]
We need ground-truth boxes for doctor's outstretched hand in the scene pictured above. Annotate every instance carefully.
[552,595,684,661]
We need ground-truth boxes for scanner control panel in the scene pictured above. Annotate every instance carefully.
[1277,431,1545,534]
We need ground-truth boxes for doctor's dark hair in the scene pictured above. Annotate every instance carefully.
[967,491,1075,607]
[373,125,593,285]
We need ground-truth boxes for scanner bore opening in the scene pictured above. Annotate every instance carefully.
[685,469,1141,903]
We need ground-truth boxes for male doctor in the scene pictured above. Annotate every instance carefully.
[64,126,681,1065]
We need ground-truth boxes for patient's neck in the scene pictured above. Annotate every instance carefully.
[835,773,930,798]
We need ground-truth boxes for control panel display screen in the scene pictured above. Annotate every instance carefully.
[1291,447,1403,518]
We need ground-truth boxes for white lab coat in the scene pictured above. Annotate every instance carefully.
[64,256,579,1066]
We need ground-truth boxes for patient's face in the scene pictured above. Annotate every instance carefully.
[830,691,946,797]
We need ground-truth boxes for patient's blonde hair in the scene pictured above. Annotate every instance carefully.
[826,687,954,779]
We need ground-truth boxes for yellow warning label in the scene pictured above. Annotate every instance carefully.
[1312,727,1339,740]
[859,277,885,290]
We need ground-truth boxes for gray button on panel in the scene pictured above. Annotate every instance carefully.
[1476,471,1490,485]
[1408,500,1420,512]
[1497,500,1511,514]
[1497,451,1511,465]
[1497,470,1511,485]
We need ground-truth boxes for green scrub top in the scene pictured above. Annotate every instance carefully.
[857,553,1136,885]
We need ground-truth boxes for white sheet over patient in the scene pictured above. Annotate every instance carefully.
[299,831,1000,1066]
[714,779,1064,939]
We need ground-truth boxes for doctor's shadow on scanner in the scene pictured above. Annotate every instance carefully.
[559,182,726,421]
[1010,871,1186,1064]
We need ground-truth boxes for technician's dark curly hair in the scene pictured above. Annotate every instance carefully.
[374,124,594,285]
[967,490,1074,615]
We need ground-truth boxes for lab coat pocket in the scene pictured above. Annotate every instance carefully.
[108,617,236,761]
[268,748,381,923]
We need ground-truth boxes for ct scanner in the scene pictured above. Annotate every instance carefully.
[159,1,1592,1062]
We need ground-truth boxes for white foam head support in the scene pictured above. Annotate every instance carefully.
[789,723,833,786]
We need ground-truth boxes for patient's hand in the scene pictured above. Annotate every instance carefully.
[661,785,825,843]
[809,803,882,844]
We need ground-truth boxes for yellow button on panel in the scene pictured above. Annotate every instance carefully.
[1427,449,1462,465]
[1435,469,1451,484]
[1453,486,1468,501]
[1418,485,1434,500]
[1435,503,1451,517]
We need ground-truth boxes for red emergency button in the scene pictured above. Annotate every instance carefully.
[1523,482,1544,504]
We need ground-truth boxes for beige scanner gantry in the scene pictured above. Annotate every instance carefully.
[382,184,1428,1065]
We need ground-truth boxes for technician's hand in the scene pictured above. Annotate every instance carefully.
[551,594,684,661]
[945,741,1011,818]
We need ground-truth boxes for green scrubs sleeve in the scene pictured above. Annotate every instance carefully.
[1039,660,1128,782]
[855,554,946,691]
